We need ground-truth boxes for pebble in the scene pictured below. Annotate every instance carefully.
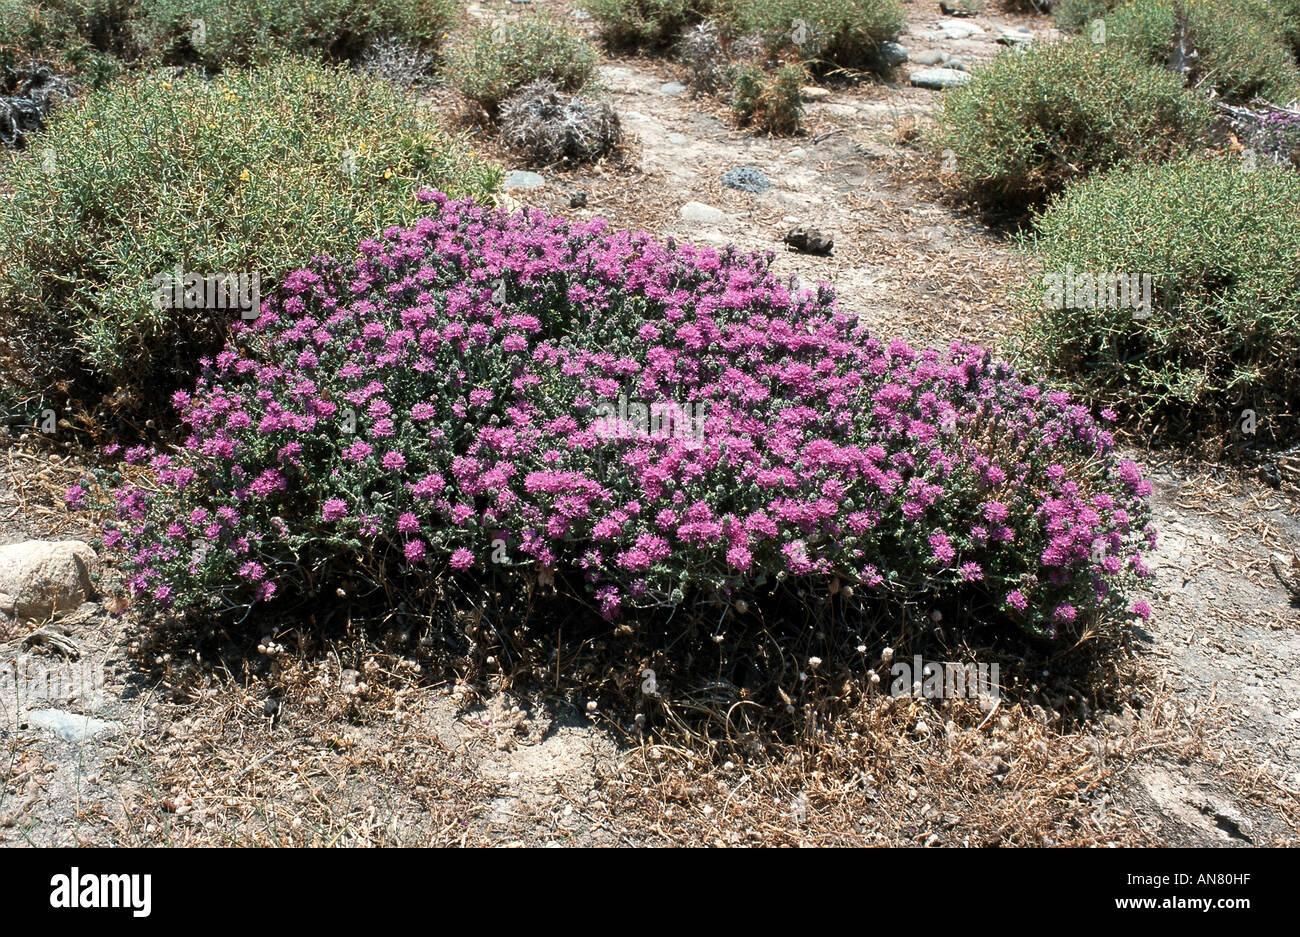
[910,67,972,90]
[504,170,545,190]
[720,166,770,194]
[27,708,120,743]
[679,201,726,224]
[658,82,687,95]
[879,41,910,67]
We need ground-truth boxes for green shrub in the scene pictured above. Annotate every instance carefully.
[936,39,1210,205]
[1278,0,1300,60]
[1053,0,1116,33]
[133,0,460,70]
[0,0,137,80]
[731,62,804,134]
[1103,0,1300,104]
[0,56,500,417]
[731,0,905,72]
[583,0,715,51]
[1020,157,1300,426]
[445,13,599,117]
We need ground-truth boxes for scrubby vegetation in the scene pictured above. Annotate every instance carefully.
[731,0,905,73]
[445,13,600,118]
[936,39,1210,206]
[731,62,805,135]
[0,57,499,418]
[1101,0,1300,104]
[85,194,1156,641]
[1020,157,1300,429]
[499,80,623,165]
[583,0,716,52]
[0,0,460,80]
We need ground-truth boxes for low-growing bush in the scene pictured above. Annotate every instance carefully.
[936,39,1210,205]
[0,0,136,82]
[1052,0,1115,32]
[445,13,599,118]
[0,56,500,418]
[731,61,804,134]
[1102,0,1300,104]
[583,0,714,52]
[499,80,623,165]
[1278,0,1300,60]
[730,0,905,73]
[85,193,1157,641]
[133,0,461,71]
[0,61,75,147]
[1019,157,1300,427]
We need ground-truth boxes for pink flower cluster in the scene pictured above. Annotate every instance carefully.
[94,192,1156,637]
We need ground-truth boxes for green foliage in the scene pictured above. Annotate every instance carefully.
[582,0,715,51]
[0,0,137,80]
[1103,0,1300,104]
[1020,157,1300,426]
[1052,0,1116,33]
[936,39,1210,206]
[730,0,905,72]
[731,62,805,134]
[133,0,460,70]
[0,56,500,415]
[445,13,600,116]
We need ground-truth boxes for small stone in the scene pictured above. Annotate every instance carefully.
[912,50,946,66]
[879,41,909,67]
[504,170,546,190]
[27,708,120,742]
[569,190,588,208]
[909,67,971,90]
[679,201,726,224]
[0,540,96,621]
[997,27,1035,46]
[658,82,687,95]
[720,166,770,194]
[938,20,984,40]
[799,85,831,102]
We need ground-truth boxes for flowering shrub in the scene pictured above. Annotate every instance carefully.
[86,194,1156,639]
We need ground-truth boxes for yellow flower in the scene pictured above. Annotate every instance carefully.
[383,169,394,179]
[239,169,251,182]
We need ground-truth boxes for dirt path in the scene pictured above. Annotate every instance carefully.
[2,2,1297,846]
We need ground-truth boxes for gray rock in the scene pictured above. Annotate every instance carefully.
[997,27,1036,46]
[27,708,120,742]
[0,540,95,621]
[913,50,946,66]
[799,85,831,102]
[679,201,725,224]
[946,57,967,71]
[879,41,910,67]
[504,170,546,190]
[721,166,770,194]
[658,82,688,95]
[909,67,972,90]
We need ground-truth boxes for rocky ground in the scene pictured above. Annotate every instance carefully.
[1,1,1297,846]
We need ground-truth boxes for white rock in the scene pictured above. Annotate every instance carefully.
[0,540,95,621]
[679,201,726,224]
[27,708,120,742]
[800,85,831,102]
[504,170,546,190]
